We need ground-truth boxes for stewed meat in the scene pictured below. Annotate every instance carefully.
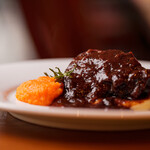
[52,49,150,108]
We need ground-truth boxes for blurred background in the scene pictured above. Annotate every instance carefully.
[0,0,150,64]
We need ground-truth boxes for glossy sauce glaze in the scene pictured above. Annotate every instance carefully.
[52,49,150,109]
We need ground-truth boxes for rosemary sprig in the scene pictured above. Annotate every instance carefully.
[44,65,77,82]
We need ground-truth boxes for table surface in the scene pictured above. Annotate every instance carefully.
[0,111,150,150]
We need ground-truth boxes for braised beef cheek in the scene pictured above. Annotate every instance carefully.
[52,49,150,108]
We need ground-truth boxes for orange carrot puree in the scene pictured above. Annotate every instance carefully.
[16,76,63,106]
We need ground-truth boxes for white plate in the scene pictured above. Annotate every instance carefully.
[0,59,150,131]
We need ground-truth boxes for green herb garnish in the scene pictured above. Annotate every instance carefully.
[44,65,77,82]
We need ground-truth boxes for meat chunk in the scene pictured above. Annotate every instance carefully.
[63,49,150,103]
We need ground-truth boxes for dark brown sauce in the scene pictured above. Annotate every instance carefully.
[52,93,150,109]
[52,49,150,109]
